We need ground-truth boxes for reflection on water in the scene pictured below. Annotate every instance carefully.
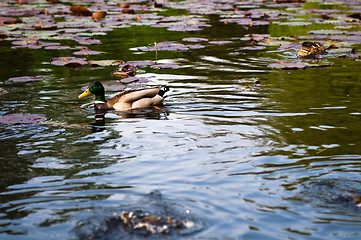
[0,2,361,240]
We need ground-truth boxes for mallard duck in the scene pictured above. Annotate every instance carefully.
[78,81,170,111]
[297,41,326,58]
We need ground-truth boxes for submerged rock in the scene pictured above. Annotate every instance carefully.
[71,191,203,239]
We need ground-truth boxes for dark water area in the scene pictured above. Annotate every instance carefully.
[0,0,361,239]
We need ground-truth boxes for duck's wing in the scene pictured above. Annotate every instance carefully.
[107,87,161,106]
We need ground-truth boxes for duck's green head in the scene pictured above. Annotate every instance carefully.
[78,81,106,102]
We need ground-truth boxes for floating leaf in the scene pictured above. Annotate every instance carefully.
[70,5,92,16]
[73,37,102,45]
[308,29,346,35]
[0,88,9,95]
[273,21,312,26]
[0,113,46,124]
[45,45,73,50]
[187,44,205,49]
[0,16,22,24]
[8,75,52,83]
[182,37,208,42]
[240,46,266,50]
[268,62,307,70]
[122,8,135,14]
[88,60,123,67]
[121,76,140,83]
[73,47,103,55]
[209,40,233,45]
[51,57,87,67]
[101,81,126,91]
[92,11,107,20]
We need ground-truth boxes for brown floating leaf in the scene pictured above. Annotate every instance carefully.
[113,71,131,77]
[122,8,135,14]
[0,16,22,24]
[117,3,130,8]
[0,113,46,124]
[92,11,107,20]
[70,5,92,16]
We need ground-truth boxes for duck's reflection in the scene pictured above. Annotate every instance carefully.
[90,107,169,132]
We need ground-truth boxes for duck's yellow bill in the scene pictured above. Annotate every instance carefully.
[78,88,91,98]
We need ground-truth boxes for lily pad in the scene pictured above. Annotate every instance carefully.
[88,60,124,67]
[308,29,347,35]
[240,46,266,50]
[209,40,233,45]
[73,37,102,45]
[8,75,52,83]
[73,47,103,55]
[120,76,141,83]
[182,37,208,42]
[0,113,46,124]
[187,44,205,49]
[70,5,92,16]
[101,81,126,91]
[45,45,73,50]
[51,57,88,67]
[268,62,307,70]
[124,60,156,68]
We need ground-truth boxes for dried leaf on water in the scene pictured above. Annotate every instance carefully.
[70,5,92,16]
[92,11,107,20]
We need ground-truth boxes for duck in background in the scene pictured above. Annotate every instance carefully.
[297,41,326,58]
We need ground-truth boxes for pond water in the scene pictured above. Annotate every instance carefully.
[0,0,361,239]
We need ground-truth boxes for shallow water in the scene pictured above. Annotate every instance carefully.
[1,0,361,239]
